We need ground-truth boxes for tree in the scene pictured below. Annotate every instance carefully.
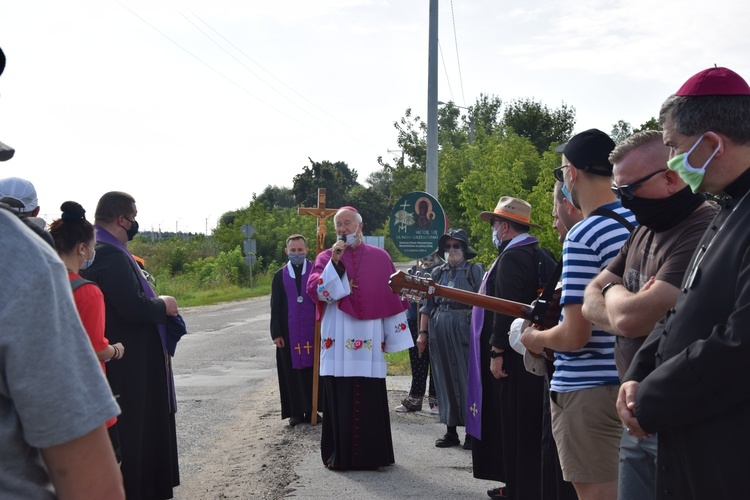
[291,158,359,208]
[503,98,576,154]
[254,185,295,210]
[611,119,633,144]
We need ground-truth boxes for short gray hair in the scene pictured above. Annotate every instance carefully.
[659,94,750,145]
[609,130,664,164]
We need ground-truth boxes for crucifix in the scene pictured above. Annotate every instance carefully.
[298,188,339,426]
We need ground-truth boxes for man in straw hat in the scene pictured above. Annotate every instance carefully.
[521,129,636,500]
[466,196,558,499]
[618,66,750,500]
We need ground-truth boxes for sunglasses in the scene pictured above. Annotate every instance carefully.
[444,243,463,250]
[553,164,571,182]
[611,169,667,200]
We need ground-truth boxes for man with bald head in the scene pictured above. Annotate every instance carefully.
[582,130,716,499]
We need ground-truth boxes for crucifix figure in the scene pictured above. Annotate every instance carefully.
[298,188,339,426]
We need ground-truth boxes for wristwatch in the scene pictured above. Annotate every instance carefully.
[601,281,620,297]
[489,349,503,359]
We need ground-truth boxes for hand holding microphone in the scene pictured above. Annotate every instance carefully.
[332,234,346,264]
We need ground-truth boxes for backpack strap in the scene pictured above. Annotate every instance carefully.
[590,207,636,233]
[70,277,95,292]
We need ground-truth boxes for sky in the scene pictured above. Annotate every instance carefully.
[1,0,748,234]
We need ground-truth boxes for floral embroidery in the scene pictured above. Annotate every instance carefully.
[381,341,386,352]
[318,284,334,303]
[394,322,408,333]
[345,338,373,350]
[322,337,335,349]
[318,278,323,285]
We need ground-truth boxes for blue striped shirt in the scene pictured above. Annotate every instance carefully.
[551,201,636,393]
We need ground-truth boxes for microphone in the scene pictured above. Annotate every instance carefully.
[336,234,346,255]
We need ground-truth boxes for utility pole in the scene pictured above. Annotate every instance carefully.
[426,0,438,199]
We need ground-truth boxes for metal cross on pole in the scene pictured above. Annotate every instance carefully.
[298,188,339,426]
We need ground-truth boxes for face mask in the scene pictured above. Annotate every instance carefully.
[80,248,96,270]
[124,218,139,241]
[667,133,721,193]
[344,231,358,247]
[620,186,706,232]
[560,183,574,204]
[492,228,507,249]
[288,253,306,266]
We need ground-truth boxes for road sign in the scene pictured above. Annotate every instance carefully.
[243,239,257,254]
[241,222,256,238]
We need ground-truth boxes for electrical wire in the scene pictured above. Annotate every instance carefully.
[438,40,455,104]
[450,0,467,107]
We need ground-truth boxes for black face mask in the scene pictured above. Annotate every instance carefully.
[620,186,706,232]
[125,218,139,241]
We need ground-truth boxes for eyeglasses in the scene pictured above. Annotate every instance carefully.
[553,164,570,182]
[122,215,136,225]
[444,243,462,250]
[611,169,667,200]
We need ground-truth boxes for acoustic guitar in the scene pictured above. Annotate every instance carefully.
[388,270,561,329]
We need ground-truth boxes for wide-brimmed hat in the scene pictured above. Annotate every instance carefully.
[437,228,477,259]
[479,196,541,229]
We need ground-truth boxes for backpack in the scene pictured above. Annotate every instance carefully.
[535,246,559,294]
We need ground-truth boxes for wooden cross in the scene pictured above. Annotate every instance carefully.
[298,188,339,426]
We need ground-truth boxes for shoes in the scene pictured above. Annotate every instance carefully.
[289,415,304,427]
[487,486,507,499]
[435,432,460,448]
[395,396,422,412]
[430,405,439,415]
[463,434,473,450]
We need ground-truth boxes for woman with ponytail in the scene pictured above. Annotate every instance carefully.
[49,201,124,461]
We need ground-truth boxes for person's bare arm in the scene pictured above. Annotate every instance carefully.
[41,425,124,500]
[521,303,592,353]
[603,279,680,338]
[582,269,621,333]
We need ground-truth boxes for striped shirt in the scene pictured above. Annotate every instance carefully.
[551,201,636,393]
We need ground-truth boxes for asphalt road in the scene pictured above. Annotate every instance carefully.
[172,262,501,499]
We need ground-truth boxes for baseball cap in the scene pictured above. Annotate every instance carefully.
[0,177,39,212]
[676,67,750,96]
[562,128,615,176]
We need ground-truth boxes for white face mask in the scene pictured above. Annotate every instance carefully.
[344,231,359,247]
[492,228,507,249]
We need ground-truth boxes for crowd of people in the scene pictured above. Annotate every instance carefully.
[269,65,750,500]
[5,35,750,499]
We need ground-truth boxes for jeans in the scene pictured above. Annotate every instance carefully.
[618,430,657,500]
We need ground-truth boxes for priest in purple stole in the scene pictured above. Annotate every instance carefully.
[307,207,412,470]
[467,197,549,500]
[271,234,318,426]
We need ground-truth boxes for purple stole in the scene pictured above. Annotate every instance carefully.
[95,226,177,413]
[466,235,537,440]
[282,260,316,369]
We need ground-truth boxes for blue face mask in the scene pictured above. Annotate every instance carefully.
[667,132,721,193]
[288,253,306,266]
[560,183,574,204]
[80,248,96,270]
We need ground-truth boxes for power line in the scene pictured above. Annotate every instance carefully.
[115,0,310,131]
[450,0,467,107]
[183,8,375,146]
[438,40,455,103]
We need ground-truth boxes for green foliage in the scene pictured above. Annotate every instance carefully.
[503,98,576,154]
[292,158,359,208]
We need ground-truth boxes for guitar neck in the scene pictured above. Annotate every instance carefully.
[434,284,535,320]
